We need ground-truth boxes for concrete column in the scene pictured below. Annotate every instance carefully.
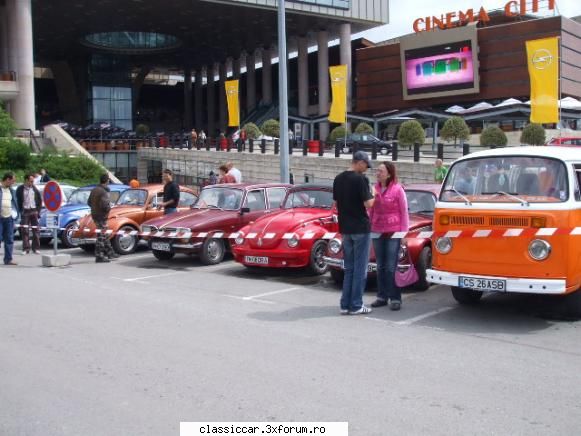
[219,62,227,133]
[339,23,352,112]
[262,48,272,105]
[183,68,192,130]
[194,69,203,130]
[246,51,256,114]
[0,4,9,71]
[317,30,330,141]
[207,64,216,137]
[9,0,36,129]
[297,36,309,118]
[233,56,241,80]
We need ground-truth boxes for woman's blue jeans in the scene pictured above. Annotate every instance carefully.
[372,237,401,303]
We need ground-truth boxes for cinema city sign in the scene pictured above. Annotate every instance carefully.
[413,0,555,32]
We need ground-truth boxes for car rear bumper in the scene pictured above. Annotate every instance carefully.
[233,247,310,268]
[426,269,567,294]
[323,256,378,272]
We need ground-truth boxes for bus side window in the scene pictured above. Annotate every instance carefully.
[574,165,581,201]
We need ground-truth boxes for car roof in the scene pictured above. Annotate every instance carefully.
[404,183,441,195]
[289,183,333,191]
[205,183,292,190]
[455,146,581,163]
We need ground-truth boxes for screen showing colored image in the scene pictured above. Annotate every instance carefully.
[404,40,475,95]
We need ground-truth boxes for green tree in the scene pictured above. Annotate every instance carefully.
[480,126,508,147]
[0,138,31,169]
[135,123,150,136]
[242,122,261,140]
[328,125,349,144]
[520,123,546,146]
[0,102,16,137]
[261,119,280,138]
[440,116,470,145]
[397,120,425,148]
[354,122,374,134]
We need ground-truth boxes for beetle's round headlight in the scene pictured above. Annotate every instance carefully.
[328,238,342,254]
[398,244,407,262]
[141,225,153,233]
[287,235,300,248]
[528,239,551,261]
[435,237,452,254]
[235,234,245,245]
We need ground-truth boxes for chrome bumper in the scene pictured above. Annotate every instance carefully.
[323,256,378,272]
[426,269,567,294]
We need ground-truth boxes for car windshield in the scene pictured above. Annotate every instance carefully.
[441,156,569,203]
[283,189,333,209]
[406,190,436,214]
[194,187,243,210]
[67,189,91,205]
[117,189,148,206]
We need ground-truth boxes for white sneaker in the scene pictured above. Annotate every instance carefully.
[21,250,29,255]
[349,306,372,315]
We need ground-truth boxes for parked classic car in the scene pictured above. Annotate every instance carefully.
[323,184,440,290]
[39,184,129,247]
[335,133,392,155]
[142,183,291,264]
[72,184,198,255]
[231,184,338,274]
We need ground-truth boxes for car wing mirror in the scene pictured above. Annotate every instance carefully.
[240,207,250,215]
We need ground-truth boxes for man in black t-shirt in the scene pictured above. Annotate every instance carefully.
[333,151,375,315]
[159,169,180,215]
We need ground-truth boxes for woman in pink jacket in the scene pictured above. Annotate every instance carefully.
[368,162,409,311]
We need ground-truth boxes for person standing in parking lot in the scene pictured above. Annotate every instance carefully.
[369,162,409,311]
[0,172,19,265]
[88,174,117,263]
[15,173,42,254]
[333,151,375,315]
[159,169,180,215]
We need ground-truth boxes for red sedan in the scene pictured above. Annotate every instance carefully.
[323,184,440,291]
[232,184,338,274]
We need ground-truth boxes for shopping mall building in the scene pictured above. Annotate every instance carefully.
[0,0,388,140]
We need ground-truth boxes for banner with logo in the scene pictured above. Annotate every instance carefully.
[225,80,240,127]
[526,37,559,124]
[328,65,348,124]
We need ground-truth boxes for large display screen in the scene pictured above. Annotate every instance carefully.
[404,40,475,95]
[400,25,479,100]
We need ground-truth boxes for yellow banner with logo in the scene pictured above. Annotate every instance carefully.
[225,80,240,127]
[526,37,559,124]
[328,65,348,123]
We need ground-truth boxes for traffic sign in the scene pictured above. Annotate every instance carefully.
[43,181,63,212]
[45,212,60,229]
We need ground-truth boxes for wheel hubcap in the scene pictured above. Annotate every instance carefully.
[207,240,220,260]
[119,229,135,251]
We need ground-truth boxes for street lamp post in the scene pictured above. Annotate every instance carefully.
[278,0,290,183]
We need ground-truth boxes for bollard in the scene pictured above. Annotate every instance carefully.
[392,142,398,161]
[437,143,444,160]
[318,141,324,157]
[413,143,420,162]
[196,140,201,151]
[289,139,294,155]
[302,140,308,156]
[274,139,279,155]
[463,142,470,156]
[249,138,254,153]
[238,140,244,152]
[205,139,211,151]
[260,138,266,154]
[335,142,340,158]
[215,138,220,152]
[371,143,378,161]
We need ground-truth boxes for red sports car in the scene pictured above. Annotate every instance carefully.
[141,183,291,264]
[323,184,440,290]
[232,184,338,274]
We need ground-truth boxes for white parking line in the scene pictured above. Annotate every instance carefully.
[241,287,301,300]
[115,254,153,262]
[222,295,275,305]
[113,272,184,282]
[393,306,455,326]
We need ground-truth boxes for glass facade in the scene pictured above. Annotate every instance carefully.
[84,32,181,51]
[289,0,350,9]
[90,86,133,130]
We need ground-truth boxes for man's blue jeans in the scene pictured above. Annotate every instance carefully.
[0,217,15,264]
[341,233,371,312]
[164,207,177,215]
[372,237,401,303]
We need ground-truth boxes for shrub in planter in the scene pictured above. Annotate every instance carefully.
[354,122,374,134]
[520,123,546,145]
[242,122,261,139]
[135,124,150,136]
[328,126,349,144]
[480,126,508,147]
[440,116,470,145]
[261,119,280,138]
[397,120,425,148]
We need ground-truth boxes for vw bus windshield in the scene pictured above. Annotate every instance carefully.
[440,156,569,203]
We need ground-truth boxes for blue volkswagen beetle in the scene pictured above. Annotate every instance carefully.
[39,184,129,247]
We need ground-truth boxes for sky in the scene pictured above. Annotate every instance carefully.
[355,0,581,42]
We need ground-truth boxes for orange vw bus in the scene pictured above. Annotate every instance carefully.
[426,146,581,304]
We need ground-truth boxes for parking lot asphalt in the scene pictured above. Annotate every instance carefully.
[2,244,581,436]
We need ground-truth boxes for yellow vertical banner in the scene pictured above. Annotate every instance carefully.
[328,65,348,123]
[225,80,240,127]
[526,37,559,124]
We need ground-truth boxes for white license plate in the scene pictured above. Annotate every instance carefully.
[152,242,171,252]
[245,256,269,265]
[368,264,377,272]
[459,276,506,292]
